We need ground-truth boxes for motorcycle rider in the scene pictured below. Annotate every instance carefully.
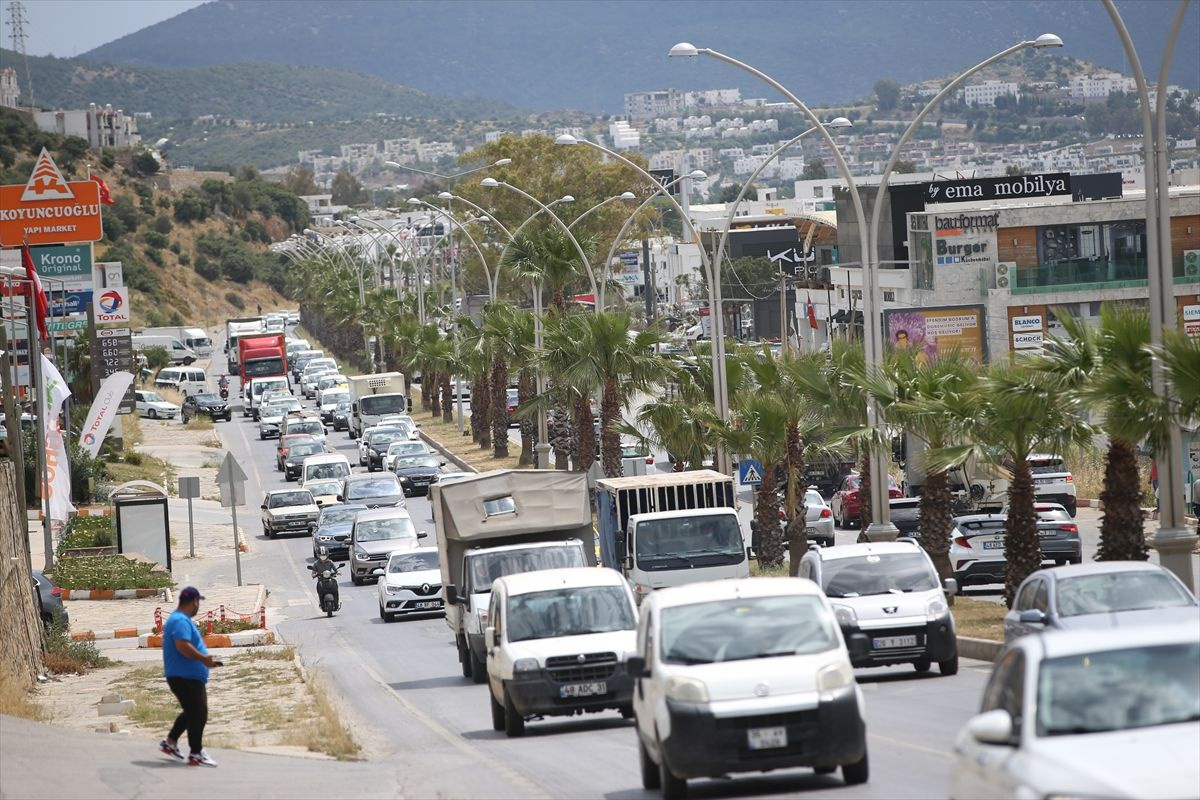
[217,374,230,400]
[309,546,340,610]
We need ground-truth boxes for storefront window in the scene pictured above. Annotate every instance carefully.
[1022,220,1146,290]
[911,231,934,290]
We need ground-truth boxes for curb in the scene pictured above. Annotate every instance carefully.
[418,430,477,474]
[70,626,154,642]
[62,588,167,601]
[139,629,276,649]
[956,635,1003,663]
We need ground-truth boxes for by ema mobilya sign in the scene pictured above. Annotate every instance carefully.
[924,173,1070,203]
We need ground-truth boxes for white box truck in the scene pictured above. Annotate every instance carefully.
[224,317,264,373]
[138,326,213,357]
[433,470,594,683]
[347,372,409,439]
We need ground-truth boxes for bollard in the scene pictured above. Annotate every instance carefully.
[219,605,226,623]
[205,612,213,636]
[259,606,267,629]
[154,607,163,635]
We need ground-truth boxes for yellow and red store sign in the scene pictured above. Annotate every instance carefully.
[0,148,103,246]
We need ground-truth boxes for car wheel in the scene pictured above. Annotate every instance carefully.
[471,650,487,685]
[912,659,931,673]
[148,408,158,419]
[351,575,364,586]
[367,463,376,473]
[458,636,472,678]
[259,431,266,440]
[265,525,274,539]
[379,603,394,623]
[842,750,869,785]
[939,654,959,676]
[619,704,634,719]
[503,688,525,738]
[658,747,687,800]
[489,688,505,732]
[639,737,661,790]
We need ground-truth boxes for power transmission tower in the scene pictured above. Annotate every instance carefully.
[5,0,34,110]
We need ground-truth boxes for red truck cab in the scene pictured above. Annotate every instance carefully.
[239,333,288,384]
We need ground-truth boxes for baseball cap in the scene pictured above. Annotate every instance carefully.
[179,586,206,602]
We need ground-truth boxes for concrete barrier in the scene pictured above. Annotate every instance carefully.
[139,629,275,649]
[956,635,1003,663]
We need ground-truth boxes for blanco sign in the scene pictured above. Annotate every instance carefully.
[1013,331,1044,349]
[1011,314,1043,332]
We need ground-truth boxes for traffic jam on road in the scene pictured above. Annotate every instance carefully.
[215,313,1198,800]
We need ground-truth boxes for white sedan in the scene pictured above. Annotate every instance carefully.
[950,625,1200,799]
[376,547,443,622]
[258,398,302,439]
[802,488,835,547]
[134,390,179,420]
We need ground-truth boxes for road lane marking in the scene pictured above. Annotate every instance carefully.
[868,731,952,760]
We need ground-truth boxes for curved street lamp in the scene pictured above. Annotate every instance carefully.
[385,158,512,182]
[672,36,1063,541]
[409,199,498,300]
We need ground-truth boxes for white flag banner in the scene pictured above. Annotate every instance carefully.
[79,370,133,458]
[40,355,70,421]
[38,354,74,523]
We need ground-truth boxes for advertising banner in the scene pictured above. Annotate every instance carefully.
[30,243,94,286]
[884,305,987,363]
[93,286,130,323]
[1180,297,1199,339]
[0,149,103,246]
[39,354,75,523]
[78,370,134,458]
[46,290,92,316]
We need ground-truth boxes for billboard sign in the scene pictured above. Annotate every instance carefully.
[30,243,94,287]
[93,287,130,323]
[46,290,92,316]
[0,149,104,246]
[884,305,987,363]
[923,173,1071,204]
[649,168,678,195]
[1182,301,1199,338]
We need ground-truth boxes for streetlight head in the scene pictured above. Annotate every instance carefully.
[688,169,708,181]
[1033,33,1063,49]
[619,191,636,200]
[385,160,402,168]
[828,116,853,129]
[302,228,312,235]
[493,158,512,166]
[349,215,359,222]
[477,215,490,223]
[437,191,453,200]
[559,195,575,203]
[480,177,500,188]
[669,42,700,58]
[555,134,578,146]
[407,197,421,205]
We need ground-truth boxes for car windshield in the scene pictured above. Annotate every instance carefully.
[371,432,405,447]
[142,392,165,403]
[322,392,349,405]
[193,393,220,403]
[1035,507,1072,521]
[396,455,439,469]
[506,586,635,642]
[336,402,351,412]
[264,401,300,416]
[361,394,407,415]
[467,546,586,594]
[1056,572,1196,617]
[821,552,938,597]
[345,478,401,499]
[388,551,439,573]
[305,480,341,497]
[805,490,825,507]
[1029,459,1067,474]
[288,443,324,457]
[1037,642,1200,736]
[320,507,361,526]
[355,516,416,542]
[288,421,323,436]
[244,357,284,377]
[306,462,349,480]
[634,515,744,571]
[253,381,287,397]
[269,492,313,508]
[661,595,838,664]
[387,442,425,455]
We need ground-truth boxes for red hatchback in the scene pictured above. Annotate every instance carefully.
[831,473,904,528]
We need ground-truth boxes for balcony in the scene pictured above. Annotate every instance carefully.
[1011,259,1192,295]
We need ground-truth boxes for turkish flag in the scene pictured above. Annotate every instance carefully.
[21,243,50,341]
[806,293,819,330]
[91,175,115,205]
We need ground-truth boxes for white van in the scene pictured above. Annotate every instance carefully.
[245,376,291,418]
[132,335,196,365]
[181,328,213,356]
[153,366,207,396]
[301,454,352,486]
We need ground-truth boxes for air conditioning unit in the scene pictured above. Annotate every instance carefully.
[1185,250,1200,278]
[995,261,1015,290]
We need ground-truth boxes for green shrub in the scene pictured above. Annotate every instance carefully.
[49,555,174,591]
[226,291,245,310]
[142,230,169,249]
[142,347,171,370]
[43,622,111,673]
[168,241,182,255]
[145,248,164,267]
[59,515,115,553]
[178,252,190,266]
[123,451,144,465]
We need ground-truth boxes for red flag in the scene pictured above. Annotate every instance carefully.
[91,174,115,205]
[806,293,819,330]
[20,243,50,341]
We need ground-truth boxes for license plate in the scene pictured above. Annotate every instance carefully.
[873,635,918,649]
[747,726,787,750]
[1038,529,1059,538]
[560,681,606,698]
[413,600,442,610]
[287,521,306,527]
[804,527,818,535]
[981,540,1005,550]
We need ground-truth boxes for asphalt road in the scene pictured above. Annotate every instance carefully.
[203,332,998,800]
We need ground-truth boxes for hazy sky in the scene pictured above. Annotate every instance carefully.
[19,0,205,57]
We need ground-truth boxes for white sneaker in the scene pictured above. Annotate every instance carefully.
[187,750,218,767]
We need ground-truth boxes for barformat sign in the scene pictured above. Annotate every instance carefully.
[0,149,104,246]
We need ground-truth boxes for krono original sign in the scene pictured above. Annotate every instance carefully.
[0,149,103,246]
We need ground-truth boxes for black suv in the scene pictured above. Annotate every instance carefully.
[182,392,231,422]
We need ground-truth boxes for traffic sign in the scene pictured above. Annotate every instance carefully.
[216,451,247,508]
[739,458,764,485]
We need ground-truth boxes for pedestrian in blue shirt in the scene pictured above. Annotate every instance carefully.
[158,587,221,767]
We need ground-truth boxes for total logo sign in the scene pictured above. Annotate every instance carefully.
[94,287,130,323]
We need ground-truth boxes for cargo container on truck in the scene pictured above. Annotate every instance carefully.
[238,333,288,386]
[596,469,748,602]
[137,327,213,357]
[434,470,593,682]
[347,372,409,439]
[224,317,264,373]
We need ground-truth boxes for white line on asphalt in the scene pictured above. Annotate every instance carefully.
[868,731,952,761]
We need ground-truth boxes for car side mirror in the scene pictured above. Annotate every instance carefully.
[336,495,344,502]
[746,546,754,560]
[967,709,1016,746]
[485,625,497,650]
[260,504,268,510]
[1018,609,1047,625]
[418,531,428,539]
[626,656,648,678]
[446,586,460,605]
[846,632,870,662]
[943,577,959,597]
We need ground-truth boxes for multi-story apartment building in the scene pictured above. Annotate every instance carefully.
[959,81,1019,107]
[34,103,141,149]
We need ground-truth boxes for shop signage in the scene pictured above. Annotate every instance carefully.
[923,172,1071,204]
[94,287,130,323]
[1184,304,1200,338]
[1011,314,1043,332]
[1013,331,1044,349]
[0,149,103,246]
[48,314,88,333]
[934,212,1000,233]
[46,290,92,316]
[90,327,135,413]
[31,243,93,284]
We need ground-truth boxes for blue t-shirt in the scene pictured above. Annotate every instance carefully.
[162,610,209,683]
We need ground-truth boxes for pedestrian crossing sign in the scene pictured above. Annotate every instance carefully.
[739,459,764,485]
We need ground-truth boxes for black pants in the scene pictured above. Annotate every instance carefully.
[166,676,208,754]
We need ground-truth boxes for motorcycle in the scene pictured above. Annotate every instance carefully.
[219,386,229,400]
[312,563,344,617]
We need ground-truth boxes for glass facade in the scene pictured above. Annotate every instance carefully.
[1016,220,1147,292]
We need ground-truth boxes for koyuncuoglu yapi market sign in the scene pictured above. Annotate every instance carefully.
[0,148,103,246]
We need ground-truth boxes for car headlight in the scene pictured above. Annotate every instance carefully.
[665,676,709,703]
[354,545,368,558]
[383,583,399,595]
[399,476,412,484]
[513,658,539,673]
[926,595,949,621]
[831,603,857,625]
[318,534,332,541]
[817,662,853,693]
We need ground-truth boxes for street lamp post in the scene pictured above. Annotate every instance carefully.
[1102,0,1195,587]
[602,173,706,284]
[386,158,512,183]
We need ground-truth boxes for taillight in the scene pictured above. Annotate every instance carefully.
[1061,524,1078,533]
[820,508,831,518]
[1064,475,1074,482]
[51,587,61,597]
[646,456,654,465]
[953,535,971,549]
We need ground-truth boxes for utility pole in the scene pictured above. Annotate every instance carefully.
[779,270,789,355]
[5,1,34,111]
[641,238,653,321]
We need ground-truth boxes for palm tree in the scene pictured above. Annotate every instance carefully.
[457,318,492,449]
[483,303,535,461]
[542,310,670,477]
[634,371,716,473]
[1036,305,1159,562]
[927,362,1094,607]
